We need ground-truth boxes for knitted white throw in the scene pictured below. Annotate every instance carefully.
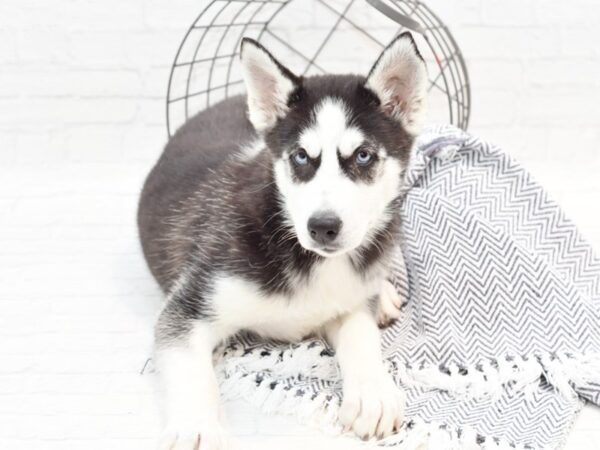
[213,126,600,449]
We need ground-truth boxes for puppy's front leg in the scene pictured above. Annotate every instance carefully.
[324,308,405,440]
[156,315,229,450]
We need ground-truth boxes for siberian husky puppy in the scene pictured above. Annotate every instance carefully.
[138,32,427,449]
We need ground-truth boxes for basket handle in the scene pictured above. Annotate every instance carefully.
[366,0,425,34]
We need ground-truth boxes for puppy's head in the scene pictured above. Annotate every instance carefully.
[240,34,427,257]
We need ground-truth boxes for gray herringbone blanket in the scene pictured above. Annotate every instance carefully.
[215,126,600,449]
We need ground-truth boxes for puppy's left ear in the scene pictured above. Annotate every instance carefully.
[240,38,301,132]
[366,32,428,134]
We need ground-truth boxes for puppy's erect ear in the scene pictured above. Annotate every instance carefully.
[366,32,428,134]
[240,38,300,132]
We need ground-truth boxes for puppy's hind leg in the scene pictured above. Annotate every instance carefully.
[376,279,404,328]
[155,305,230,450]
[377,247,407,328]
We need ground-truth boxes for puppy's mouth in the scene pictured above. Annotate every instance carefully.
[319,246,340,255]
[295,230,367,258]
[294,227,363,258]
[308,244,350,258]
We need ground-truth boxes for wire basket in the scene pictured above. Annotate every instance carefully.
[166,0,471,137]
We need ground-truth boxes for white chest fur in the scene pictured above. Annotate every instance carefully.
[211,256,383,341]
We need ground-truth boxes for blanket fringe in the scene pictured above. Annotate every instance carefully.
[219,364,535,450]
[395,351,600,402]
[218,365,342,433]
[538,351,600,398]
[378,417,545,450]
[215,341,599,448]
[397,354,543,400]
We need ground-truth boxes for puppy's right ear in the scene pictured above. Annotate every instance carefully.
[366,32,428,134]
[240,38,300,132]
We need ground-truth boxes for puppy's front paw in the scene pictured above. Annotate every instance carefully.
[377,280,404,328]
[339,371,405,440]
[159,421,229,450]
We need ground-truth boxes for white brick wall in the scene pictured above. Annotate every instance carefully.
[1,1,599,449]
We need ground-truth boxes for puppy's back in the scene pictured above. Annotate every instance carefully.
[138,95,256,291]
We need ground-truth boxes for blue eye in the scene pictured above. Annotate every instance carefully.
[355,150,373,166]
[293,149,309,166]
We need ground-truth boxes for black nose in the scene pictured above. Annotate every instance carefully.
[307,213,342,246]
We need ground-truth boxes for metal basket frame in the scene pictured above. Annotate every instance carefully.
[166,0,471,137]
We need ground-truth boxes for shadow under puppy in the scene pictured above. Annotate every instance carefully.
[138,32,428,449]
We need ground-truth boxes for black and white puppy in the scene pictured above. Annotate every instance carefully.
[138,32,427,449]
